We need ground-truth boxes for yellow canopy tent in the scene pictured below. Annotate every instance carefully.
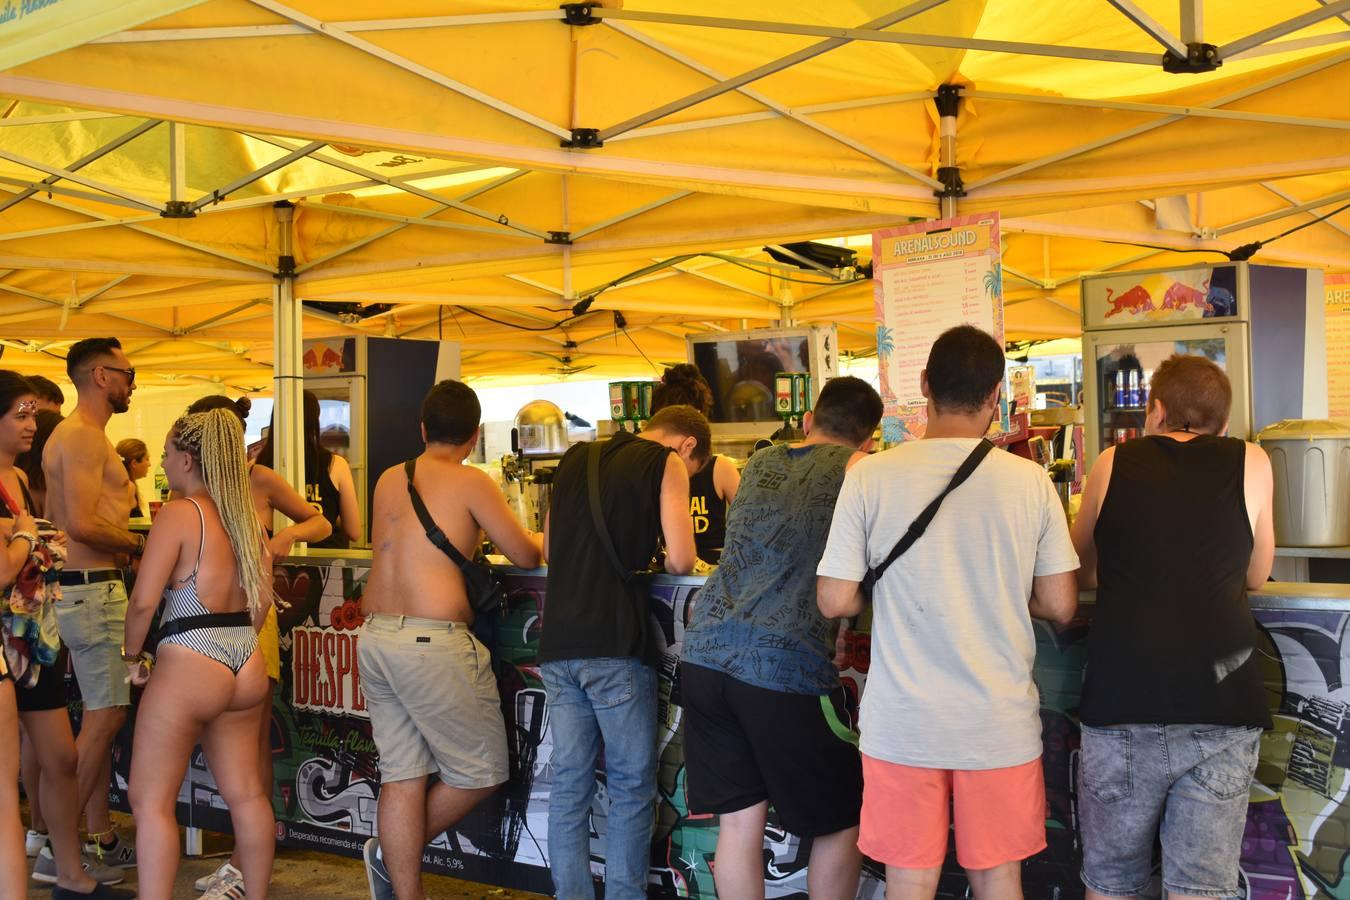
[0,0,1347,388]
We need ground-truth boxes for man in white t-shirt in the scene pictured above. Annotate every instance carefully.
[817,325,1079,900]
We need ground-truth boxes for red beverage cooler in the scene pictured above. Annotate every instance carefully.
[1081,263,1327,468]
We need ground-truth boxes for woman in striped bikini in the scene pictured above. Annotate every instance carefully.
[123,409,275,900]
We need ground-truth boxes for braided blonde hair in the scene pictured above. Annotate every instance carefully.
[171,409,268,615]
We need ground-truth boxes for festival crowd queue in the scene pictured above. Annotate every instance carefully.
[0,327,1274,900]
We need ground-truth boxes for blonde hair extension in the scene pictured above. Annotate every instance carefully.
[172,409,269,616]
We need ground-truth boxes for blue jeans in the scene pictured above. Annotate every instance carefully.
[1079,723,1262,898]
[541,657,657,900]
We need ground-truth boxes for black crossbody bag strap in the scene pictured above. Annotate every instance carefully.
[404,459,471,568]
[861,439,995,598]
[587,441,635,584]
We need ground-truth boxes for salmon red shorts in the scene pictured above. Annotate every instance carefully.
[860,754,1047,870]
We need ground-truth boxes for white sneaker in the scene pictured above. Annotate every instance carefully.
[25,830,47,858]
[195,861,243,893]
[202,873,246,899]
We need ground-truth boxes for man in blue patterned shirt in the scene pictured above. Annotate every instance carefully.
[680,376,882,900]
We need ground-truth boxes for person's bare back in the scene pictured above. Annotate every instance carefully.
[363,451,541,622]
[44,409,134,570]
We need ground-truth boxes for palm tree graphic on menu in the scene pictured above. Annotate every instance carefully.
[876,324,894,361]
[983,262,1003,299]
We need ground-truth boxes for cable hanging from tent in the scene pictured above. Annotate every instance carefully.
[614,311,660,375]
[1104,201,1350,262]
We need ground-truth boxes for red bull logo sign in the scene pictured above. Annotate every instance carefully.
[292,625,367,718]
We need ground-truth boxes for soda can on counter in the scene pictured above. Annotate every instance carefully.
[1112,370,1126,408]
[1126,369,1141,407]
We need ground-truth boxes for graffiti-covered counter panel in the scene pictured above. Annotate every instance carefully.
[171,554,1350,900]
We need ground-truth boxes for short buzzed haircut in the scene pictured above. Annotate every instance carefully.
[26,375,64,407]
[422,379,481,446]
[66,337,123,385]
[1148,354,1232,436]
[925,325,1005,414]
[811,376,883,445]
[646,404,712,463]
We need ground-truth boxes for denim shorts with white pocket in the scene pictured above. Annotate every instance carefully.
[1078,722,1261,898]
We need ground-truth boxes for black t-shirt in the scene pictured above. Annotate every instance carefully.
[306,458,348,549]
[540,431,671,665]
[689,457,727,565]
[1080,435,1271,728]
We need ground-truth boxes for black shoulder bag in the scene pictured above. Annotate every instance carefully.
[859,439,995,603]
[404,459,505,617]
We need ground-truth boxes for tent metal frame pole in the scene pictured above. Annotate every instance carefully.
[0,148,161,210]
[1213,187,1350,236]
[1103,0,1188,55]
[94,11,560,43]
[670,264,781,304]
[0,118,161,214]
[0,111,125,127]
[593,6,1158,73]
[965,88,1350,132]
[604,21,941,187]
[1180,0,1203,43]
[594,0,956,142]
[26,192,279,273]
[571,191,694,240]
[0,177,154,211]
[1315,0,1350,26]
[1219,0,1350,58]
[273,204,306,504]
[248,133,549,238]
[248,0,572,141]
[169,123,186,203]
[294,171,529,274]
[965,49,1350,192]
[184,301,266,334]
[1262,182,1350,240]
[296,201,529,238]
[0,214,162,243]
[504,275,565,297]
[610,92,934,144]
[188,140,327,212]
[0,251,272,281]
[1228,31,1350,60]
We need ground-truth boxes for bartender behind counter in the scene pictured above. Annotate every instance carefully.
[651,364,740,564]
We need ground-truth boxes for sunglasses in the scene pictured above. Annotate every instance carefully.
[99,364,136,385]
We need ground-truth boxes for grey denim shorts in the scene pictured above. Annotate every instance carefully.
[1078,722,1261,898]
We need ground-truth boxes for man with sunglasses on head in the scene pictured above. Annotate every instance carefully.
[43,337,143,873]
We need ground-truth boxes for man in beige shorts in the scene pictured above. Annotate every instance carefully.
[44,337,145,872]
[359,379,542,900]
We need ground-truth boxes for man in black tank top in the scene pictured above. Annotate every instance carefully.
[1071,354,1276,900]
[540,405,707,900]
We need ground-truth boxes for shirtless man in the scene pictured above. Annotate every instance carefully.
[43,337,144,868]
[359,379,542,900]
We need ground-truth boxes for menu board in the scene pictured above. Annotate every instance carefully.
[1328,273,1350,420]
[872,213,1003,440]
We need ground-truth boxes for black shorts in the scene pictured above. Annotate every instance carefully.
[681,662,862,837]
[16,655,68,713]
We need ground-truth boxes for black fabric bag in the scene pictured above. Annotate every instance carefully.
[859,439,995,604]
[404,458,505,617]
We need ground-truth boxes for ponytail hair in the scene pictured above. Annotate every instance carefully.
[171,408,268,616]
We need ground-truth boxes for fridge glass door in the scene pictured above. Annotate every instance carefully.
[1085,324,1249,465]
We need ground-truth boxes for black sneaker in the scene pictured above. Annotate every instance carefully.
[52,882,137,899]
[363,838,395,900]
